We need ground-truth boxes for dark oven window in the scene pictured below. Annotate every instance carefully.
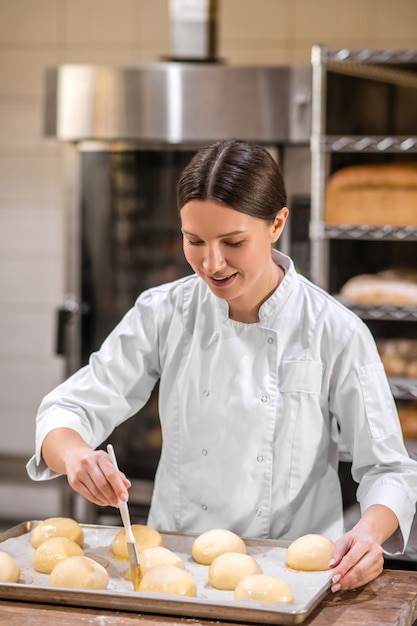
[80,148,196,482]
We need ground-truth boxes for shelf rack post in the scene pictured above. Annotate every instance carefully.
[310,44,329,289]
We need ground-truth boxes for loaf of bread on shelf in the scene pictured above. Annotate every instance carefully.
[324,162,417,227]
[340,268,417,306]
[377,338,417,378]
[397,401,417,440]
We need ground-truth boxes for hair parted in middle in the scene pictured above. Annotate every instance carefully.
[177,139,287,222]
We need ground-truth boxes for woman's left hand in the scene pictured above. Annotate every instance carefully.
[329,529,384,592]
[328,504,399,592]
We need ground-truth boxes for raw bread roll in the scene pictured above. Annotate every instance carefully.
[31,517,84,548]
[33,536,84,574]
[234,574,294,604]
[340,268,417,306]
[324,162,417,227]
[140,546,185,575]
[50,555,109,589]
[112,524,163,560]
[286,534,334,571]
[209,552,262,590]
[192,528,246,565]
[139,564,197,597]
[0,551,20,583]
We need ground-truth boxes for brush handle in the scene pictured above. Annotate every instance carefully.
[107,444,136,544]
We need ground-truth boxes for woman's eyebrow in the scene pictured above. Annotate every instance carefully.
[181,229,247,237]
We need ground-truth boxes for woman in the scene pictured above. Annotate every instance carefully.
[27,139,417,593]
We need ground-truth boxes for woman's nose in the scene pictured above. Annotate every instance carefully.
[203,246,226,274]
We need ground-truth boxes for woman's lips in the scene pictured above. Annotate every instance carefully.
[207,273,237,287]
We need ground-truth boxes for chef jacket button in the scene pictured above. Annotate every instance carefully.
[257,455,263,462]
[261,395,268,403]
[212,331,219,340]
[202,504,208,511]
[203,390,209,397]
[268,337,274,344]
[255,509,262,517]
[202,449,208,456]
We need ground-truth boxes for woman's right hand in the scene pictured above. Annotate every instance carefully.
[41,428,131,507]
[64,446,131,507]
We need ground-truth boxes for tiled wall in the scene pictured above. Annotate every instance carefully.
[1,0,417,459]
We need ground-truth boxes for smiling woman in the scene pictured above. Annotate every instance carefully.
[180,199,287,323]
[178,140,289,323]
[27,139,417,597]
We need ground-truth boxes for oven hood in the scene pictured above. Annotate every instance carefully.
[43,63,312,145]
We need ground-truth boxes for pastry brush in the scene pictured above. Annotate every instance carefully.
[107,443,141,591]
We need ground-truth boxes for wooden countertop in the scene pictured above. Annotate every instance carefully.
[1,569,417,626]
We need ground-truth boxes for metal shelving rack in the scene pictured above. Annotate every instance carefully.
[309,45,417,401]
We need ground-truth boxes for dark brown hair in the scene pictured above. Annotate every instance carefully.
[177,139,287,222]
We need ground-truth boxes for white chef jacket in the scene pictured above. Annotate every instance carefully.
[27,250,417,553]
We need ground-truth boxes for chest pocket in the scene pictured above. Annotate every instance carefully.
[280,360,323,394]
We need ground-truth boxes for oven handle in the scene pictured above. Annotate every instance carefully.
[55,295,80,356]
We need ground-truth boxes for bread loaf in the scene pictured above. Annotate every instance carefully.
[340,268,417,306]
[325,162,417,226]
[398,401,417,440]
[377,338,417,378]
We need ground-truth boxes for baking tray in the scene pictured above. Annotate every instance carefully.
[0,521,332,625]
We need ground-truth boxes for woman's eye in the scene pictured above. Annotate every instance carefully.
[225,240,244,248]
[186,239,244,247]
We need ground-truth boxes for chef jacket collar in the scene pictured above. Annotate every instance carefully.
[214,249,297,325]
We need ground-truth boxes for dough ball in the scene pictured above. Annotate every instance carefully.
[192,529,246,565]
[209,552,262,590]
[140,546,185,575]
[33,536,84,574]
[234,574,294,604]
[139,564,197,597]
[112,524,163,560]
[286,534,334,571]
[31,517,84,549]
[0,551,20,583]
[50,556,109,590]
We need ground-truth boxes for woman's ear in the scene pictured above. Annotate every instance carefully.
[271,207,289,243]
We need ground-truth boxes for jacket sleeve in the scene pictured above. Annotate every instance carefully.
[329,318,417,554]
[27,290,161,481]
